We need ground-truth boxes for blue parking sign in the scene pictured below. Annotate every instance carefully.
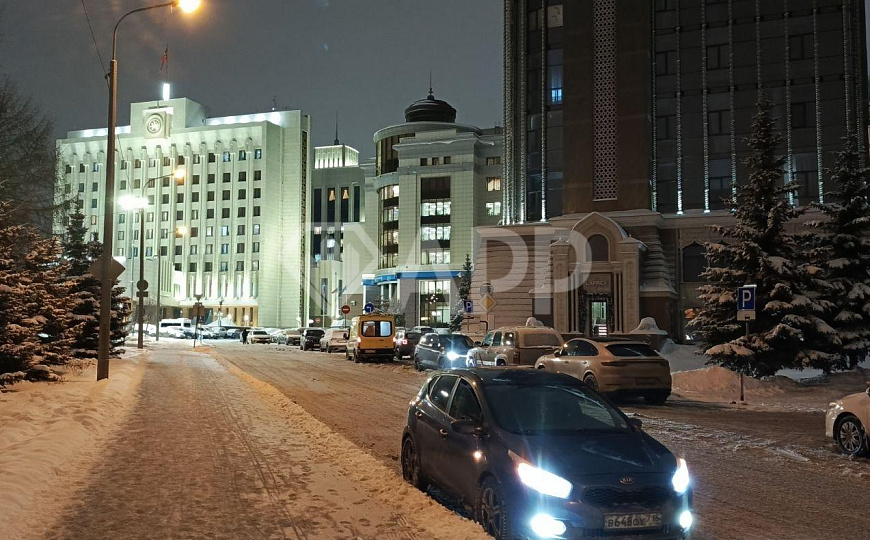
[464,300,474,314]
[737,286,756,311]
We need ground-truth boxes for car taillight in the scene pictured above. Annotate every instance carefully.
[402,339,408,345]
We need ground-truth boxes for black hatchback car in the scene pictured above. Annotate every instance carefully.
[414,333,475,370]
[401,369,693,539]
[394,330,424,360]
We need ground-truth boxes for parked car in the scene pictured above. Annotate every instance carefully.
[162,326,189,339]
[300,328,325,351]
[467,325,564,367]
[394,330,424,361]
[346,314,396,362]
[224,327,242,340]
[413,333,475,371]
[265,328,285,343]
[412,326,435,334]
[401,369,694,539]
[826,383,870,456]
[247,329,272,344]
[320,328,349,353]
[536,338,672,405]
[278,328,302,346]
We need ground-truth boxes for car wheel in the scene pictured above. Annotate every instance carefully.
[394,350,401,362]
[401,437,428,491]
[476,476,514,540]
[353,351,360,364]
[496,358,506,367]
[413,355,422,371]
[536,364,546,370]
[645,391,670,406]
[836,414,868,456]
[583,373,599,392]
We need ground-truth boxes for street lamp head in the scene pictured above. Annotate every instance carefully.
[175,225,189,237]
[173,166,186,180]
[176,0,201,13]
[119,193,148,211]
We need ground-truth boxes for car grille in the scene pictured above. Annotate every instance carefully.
[582,486,673,508]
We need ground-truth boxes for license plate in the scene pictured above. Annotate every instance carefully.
[604,513,662,530]
[636,378,659,385]
[365,350,376,353]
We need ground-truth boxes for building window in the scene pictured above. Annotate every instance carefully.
[222,190,231,201]
[134,159,142,169]
[656,115,676,140]
[207,191,215,202]
[587,234,609,262]
[682,244,706,282]
[420,158,428,166]
[206,226,214,237]
[190,227,198,238]
[421,225,451,241]
[78,183,85,193]
[432,157,440,166]
[252,260,259,271]
[175,245,182,256]
[238,171,246,182]
[117,230,125,240]
[707,44,728,70]
[789,34,813,61]
[176,193,184,203]
[254,170,261,181]
[149,158,157,167]
[237,243,245,254]
[486,177,502,191]
[253,206,260,217]
[161,210,169,221]
[222,208,230,219]
[207,208,215,219]
[205,244,213,255]
[189,263,197,273]
[253,188,261,198]
[223,172,231,183]
[253,224,260,235]
[236,261,245,271]
[221,226,229,236]
[204,262,213,272]
[147,212,154,223]
[222,152,231,162]
[486,202,502,216]
[191,209,199,220]
[207,174,215,184]
[176,210,183,221]
[444,156,451,165]
[220,261,228,272]
[791,102,815,129]
[238,207,246,218]
[193,154,202,164]
[237,224,245,235]
[254,149,262,159]
[707,110,730,136]
[91,199,97,209]
[161,194,170,205]
[486,156,501,166]
[118,214,126,224]
[421,249,451,265]
[119,161,127,171]
[655,50,677,76]
[192,174,200,185]
[239,150,247,161]
[221,243,229,254]
[92,182,98,192]
[238,189,246,200]
[145,247,152,257]
[252,242,260,253]
[192,192,200,203]
[421,200,451,217]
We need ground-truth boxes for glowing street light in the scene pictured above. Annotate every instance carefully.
[177,0,202,13]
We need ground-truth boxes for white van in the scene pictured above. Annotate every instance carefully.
[159,318,193,337]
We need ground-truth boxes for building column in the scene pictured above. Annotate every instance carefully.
[550,240,572,334]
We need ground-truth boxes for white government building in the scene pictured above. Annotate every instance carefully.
[56,97,311,328]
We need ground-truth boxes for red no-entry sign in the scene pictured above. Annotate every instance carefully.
[341,305,351,315]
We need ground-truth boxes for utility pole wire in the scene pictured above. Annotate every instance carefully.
[80,0,107,76]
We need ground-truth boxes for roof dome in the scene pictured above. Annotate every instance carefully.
[404,90,457,123]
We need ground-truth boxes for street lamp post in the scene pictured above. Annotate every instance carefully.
[120,168,184,349]
[97,0,201,380]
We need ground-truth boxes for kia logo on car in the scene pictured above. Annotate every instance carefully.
[619,476,635,485]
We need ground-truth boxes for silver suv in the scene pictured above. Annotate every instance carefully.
[467,326,564,367]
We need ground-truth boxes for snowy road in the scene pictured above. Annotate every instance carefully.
[34,345,486,540]
[213,342,870,540]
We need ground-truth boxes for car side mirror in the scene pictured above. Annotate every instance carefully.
[628,417,643,431]
[474,341,481,347]
[451,419,483,435]
[554,349,561,357]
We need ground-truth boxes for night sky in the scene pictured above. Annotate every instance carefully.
[0,0,503,157]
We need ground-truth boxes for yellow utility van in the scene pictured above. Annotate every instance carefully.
[346,314,396,363]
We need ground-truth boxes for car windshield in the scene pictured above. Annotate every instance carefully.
[606,343,659,357]
[252,330,267,335]
[521,333,563,347]
[439,335,474,351]
[308,330,324,337]
[483,383,630,435]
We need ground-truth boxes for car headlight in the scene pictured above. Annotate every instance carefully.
[511,452,572,499]
[672,458,690,494]
[446,351,460,361]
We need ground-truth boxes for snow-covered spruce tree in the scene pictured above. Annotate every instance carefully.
[62,209,101,358]
[0,201,74,373]
[808,134,870,369]
[86,234,129,356]
[689,94,839,377]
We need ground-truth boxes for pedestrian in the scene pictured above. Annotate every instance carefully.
[241,327,249,344]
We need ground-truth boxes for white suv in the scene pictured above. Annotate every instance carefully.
[320,328,349,353]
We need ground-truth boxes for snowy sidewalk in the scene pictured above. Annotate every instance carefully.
[33,345,485,540]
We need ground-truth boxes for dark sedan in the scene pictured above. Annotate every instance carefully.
[401,369,693,539]
[300,328,325,351]
[394,330,423,360]
[413,333,475,371]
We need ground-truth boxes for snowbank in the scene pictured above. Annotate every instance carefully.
[672,366,799,398]
[0,353,146,538]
